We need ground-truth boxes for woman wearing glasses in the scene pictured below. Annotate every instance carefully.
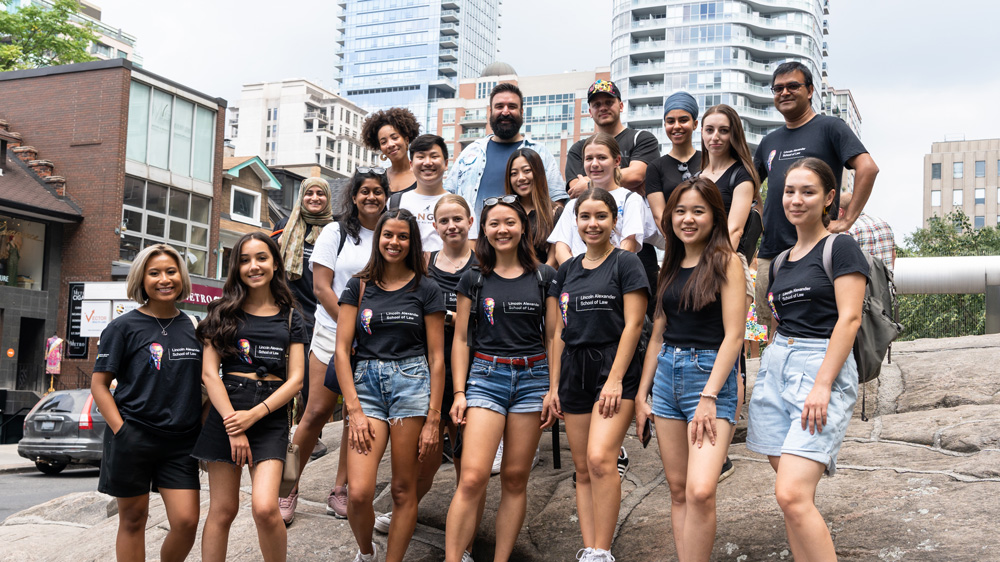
[548,133,647,265]
[444,196,558,562]
[361,108,422,195]
[645,92,700,233]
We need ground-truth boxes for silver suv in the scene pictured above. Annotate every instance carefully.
[18,389,106,475]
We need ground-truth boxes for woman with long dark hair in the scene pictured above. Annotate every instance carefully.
[361,108,422,194]
[505,147,556,265]
[444,197,558,562]
[335,209,446,562]
[746,158,868,561]
[193,232,307,562]
[547,187,649,562]
[634,177,747,562]
[279,170,388,524]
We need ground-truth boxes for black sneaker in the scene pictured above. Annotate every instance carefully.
[718,457,735,483]
[617,446,629,481]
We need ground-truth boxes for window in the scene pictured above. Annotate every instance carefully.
[976,160,985,177]
[931,190,941,206]
[580,117,595,133]
[231,186,260,223]
[953,189,963,206]
[126,80,216,182]
[931,163,941,180]
[120,176,211,276]
[0,214,46,290]
[91,42,113,57]
[441,126,455,141]
[975,216,985,229]
[976,188,985,204]
[953,162,963,179]
[442,109,455,123]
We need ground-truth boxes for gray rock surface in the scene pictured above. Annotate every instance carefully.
[2,335,999,560]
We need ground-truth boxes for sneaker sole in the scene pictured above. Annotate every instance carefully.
[373,522,390,534]
[718,464,736,483]
[326,506,348,519]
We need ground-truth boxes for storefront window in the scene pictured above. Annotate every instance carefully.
[0,215,46,291]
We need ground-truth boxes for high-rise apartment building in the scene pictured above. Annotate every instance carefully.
[229,79,377,182]
[821,81,861,191]
[923,139,1000,230]
[611,0,828,151]
[336,0,501,131]
[3,0,143,65]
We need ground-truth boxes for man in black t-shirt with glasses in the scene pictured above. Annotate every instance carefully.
[753,61,879,332]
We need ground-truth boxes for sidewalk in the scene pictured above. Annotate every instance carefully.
[0,443,35,474]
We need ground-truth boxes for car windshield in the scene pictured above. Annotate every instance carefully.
[37,393,80,414]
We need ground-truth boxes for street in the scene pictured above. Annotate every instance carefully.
[0,467,99,522]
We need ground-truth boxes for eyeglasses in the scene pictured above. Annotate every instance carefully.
[482,195,519,207]
[357,167,386,174]
[770,82,805,95]
[676,162,693,182]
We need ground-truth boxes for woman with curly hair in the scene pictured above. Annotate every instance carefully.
[361,107,422,195]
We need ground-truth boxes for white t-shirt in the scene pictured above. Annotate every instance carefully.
[547,186,647,256]
[309,223,375,332]
[397,190,445,252]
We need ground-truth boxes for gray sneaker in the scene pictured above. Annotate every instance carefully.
[374,511,391,534]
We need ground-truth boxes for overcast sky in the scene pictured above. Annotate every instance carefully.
[92,0,1000,243]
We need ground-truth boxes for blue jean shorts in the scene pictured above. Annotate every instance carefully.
[746,334,858,476]
[354,356,430,422]
[465,356,548,416]
[650,345,738,424]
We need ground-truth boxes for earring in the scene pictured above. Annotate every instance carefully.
[379,153,388,161]
[822,206,828,216]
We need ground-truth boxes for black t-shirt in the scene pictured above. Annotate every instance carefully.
[645,151,702,203]
[768,234,869,340]
[272,218,318,332]
[549,249,649,348]
[565,128,660,188]
[660,267,725,350]
[711,161,753,214]
[219,309,309,379]
[753,114,868,259]
[94,310,202,436]
[527,209,551,263]
[428,253,480,313]
[339,275,445,361]
[457,265,557,357]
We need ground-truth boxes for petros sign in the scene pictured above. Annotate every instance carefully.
[78,282,222,337]
[183,284,222,305]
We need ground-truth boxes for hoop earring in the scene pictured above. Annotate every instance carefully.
[379,153,388,161]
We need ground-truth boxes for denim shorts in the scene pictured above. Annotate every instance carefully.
[746,334,858,476]
[354,356,430,422]
[650,345,738,424]
[465,356,548,415]
[192,375,289,465]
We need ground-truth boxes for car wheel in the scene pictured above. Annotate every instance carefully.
[35,462,67,475]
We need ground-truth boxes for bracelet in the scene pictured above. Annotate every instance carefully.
[428,407,441,415]
[261,401,272,414]
[453,390,466,396]
[699,392,718,401]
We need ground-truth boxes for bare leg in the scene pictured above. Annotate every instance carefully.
[415,421,444,501]
[248,459,288,562]
[384,418,426,562]
[345,419,390,557]
[775,454,837,562]
[201,463,242,562]
[563,412,595,547]
[158,488,200,562]
[114,494,149,562]
[681,420,733,562]
[493,412,544,562]
[587,400,635,552]
[654,417,691,561]
[290,352,340,487]
[444,408,505,562]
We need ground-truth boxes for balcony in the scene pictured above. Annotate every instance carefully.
[632,16,666,30]
[440,22,459,35]
[441,8,459,22]
[628,83,665,100]
[460,129,485,139]
[743,0,817,15]
[440,36,457,49]
[823,0,830,15]
[442,0,459,8]
[629,60,665,77]
[439,48,458,61]
[461,110,488,125]
[630,39,666,54]
[821,61,828,77]
[822,41,828,56]
[628,106,664,123]
[305,111,328,123]
[439,62,458,75]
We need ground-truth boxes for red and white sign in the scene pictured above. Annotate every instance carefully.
[183,284,223,306]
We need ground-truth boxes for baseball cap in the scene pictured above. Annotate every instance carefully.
[587,79,621,102]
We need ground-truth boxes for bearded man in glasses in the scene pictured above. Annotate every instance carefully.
[752,61,879,331]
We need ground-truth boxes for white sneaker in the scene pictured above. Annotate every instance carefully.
[617,446,629,482]
[461,550,475,562]
[491,438,504,475]
[374,511,391,534]
[576,547,595,560]
[352,542,377,562]
[590,548,616,562]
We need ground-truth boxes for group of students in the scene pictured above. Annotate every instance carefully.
[92,81,871,562]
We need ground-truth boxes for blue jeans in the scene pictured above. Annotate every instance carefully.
[465,356,548,415]
[354,356,430,422]
[650,345,738,424]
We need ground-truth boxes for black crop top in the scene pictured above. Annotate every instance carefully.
[660,267,725,350]
[220,309,309,379]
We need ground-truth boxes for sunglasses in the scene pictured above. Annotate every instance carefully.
[357,167,386,174]
[770,82,805,95]
[483,194,519,207]
[676,162,693,182]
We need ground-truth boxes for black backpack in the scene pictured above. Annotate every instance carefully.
[466,267,549,350]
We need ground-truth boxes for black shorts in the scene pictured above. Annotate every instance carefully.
[323,356,343,395]
[192,375,289,466]
[558,342,642,415]
[98,420,200,497]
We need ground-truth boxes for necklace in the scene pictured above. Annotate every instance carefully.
[153,314,176,336]
[440,250,471,270]
[585,246,614,262]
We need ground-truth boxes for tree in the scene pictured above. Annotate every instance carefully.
[896,210,1000,341]
[0,0,97,72]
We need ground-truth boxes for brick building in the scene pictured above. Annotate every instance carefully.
[0,59,227,390]
[220,156,280,277]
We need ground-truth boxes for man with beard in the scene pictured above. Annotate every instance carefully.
[445,82,569,219]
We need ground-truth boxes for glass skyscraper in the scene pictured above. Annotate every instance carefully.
[337,0,501,130]
[611,0,828,150]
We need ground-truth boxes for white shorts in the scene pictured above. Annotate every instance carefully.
[311,322,337,365]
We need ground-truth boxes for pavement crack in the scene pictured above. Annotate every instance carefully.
[613,469,666,546]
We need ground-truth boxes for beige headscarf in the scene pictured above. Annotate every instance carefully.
[279,177,333,280]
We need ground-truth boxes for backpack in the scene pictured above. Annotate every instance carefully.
[467,267,549,350]
[388,191,403,213]
[772,234,902,417]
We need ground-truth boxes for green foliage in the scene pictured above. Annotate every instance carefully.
[0,0,98,72]
[896,210,999,341]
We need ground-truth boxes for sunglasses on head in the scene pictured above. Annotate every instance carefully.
[357,166,386,174]
[483,194,519,207]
